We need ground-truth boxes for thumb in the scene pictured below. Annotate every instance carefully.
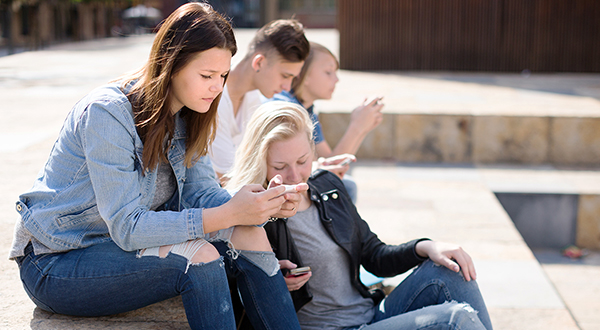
[279,259,297,269]
[268,175,283,189]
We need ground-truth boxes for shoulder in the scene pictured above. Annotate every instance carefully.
[74,82,134,126]
[244,90,263,107]
[271,90,302,106]
[308,170,346,193]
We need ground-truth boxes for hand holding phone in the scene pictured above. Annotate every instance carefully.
[284,266,311,278]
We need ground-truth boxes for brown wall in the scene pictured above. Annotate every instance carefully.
[338,0,600,72]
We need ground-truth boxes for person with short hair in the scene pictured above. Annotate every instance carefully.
[9,4,303,329]
[225,101,493,330]
[209,19,310,180]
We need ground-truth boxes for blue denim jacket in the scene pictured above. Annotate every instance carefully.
[16,81,231,252]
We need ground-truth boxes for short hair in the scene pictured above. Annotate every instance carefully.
[224,101,315,190]
[292,41,338,102]
[246,19,310,62]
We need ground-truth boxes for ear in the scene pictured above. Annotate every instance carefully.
[251,53,266,72]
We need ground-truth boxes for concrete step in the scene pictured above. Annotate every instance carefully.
[318,71,600,166]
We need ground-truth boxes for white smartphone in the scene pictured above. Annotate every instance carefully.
[339,158,353,166]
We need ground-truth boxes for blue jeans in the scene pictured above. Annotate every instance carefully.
[16,241,300,330]
[342,174,358,204]
[361,259,493,330]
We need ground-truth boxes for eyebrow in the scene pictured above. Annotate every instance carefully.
[272,152,310,164]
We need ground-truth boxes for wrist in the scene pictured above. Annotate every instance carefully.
[415,239,432,258]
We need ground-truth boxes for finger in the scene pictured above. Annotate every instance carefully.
[294,182,309,192]
[279,259,297,269]
[438,254,460,274]
[452,253,473,281]
[245,183,267,193]
[264,185,286,201]
[267,174,283,189]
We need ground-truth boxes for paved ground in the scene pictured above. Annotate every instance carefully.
[1,30,600,329]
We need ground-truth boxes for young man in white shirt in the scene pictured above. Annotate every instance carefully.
[210,19,310,179]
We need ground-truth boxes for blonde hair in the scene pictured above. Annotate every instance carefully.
[292,41,339,104]
[224,101,314,190]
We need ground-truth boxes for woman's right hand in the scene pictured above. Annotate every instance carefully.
[349,96,384,135]
[279,260,312,291]
[224,184,288,226]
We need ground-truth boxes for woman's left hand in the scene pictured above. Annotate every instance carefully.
[267,175,308,218]
[415,240,477,281]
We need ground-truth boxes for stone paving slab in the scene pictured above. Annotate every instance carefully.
[351,162,580,329]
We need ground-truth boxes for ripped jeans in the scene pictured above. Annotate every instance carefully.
[15,239,300,330]
[356,259,493,330]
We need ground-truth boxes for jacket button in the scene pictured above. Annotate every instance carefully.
[323,195,329,201]
[332,193,338,199]
[16,204,22,211]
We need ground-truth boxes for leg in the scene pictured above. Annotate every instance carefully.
[18,241,236,330]
[217,226,301,330]
[373,259,493,330]
[363,301,486,330]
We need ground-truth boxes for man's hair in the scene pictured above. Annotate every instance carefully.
[246,19,310,62]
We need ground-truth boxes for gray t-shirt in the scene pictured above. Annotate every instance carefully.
[287,204,374,330]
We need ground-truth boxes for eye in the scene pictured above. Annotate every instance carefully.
[274,166,285,171]
[200,74,212,79]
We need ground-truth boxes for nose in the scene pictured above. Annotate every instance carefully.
[334,73,340,84]
[211,79,224,93]
[281,79,293,92]
[285,166,301,184]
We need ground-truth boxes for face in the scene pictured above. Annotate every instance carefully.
[266,132,313,185]
[302,51,339,101]
[169,47,232,114]
[254,53,304,98]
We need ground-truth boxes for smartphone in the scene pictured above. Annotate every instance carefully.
[282,184,300,193]
[365,95,383,105]
[338,158,352,167]
[285,266,311,277]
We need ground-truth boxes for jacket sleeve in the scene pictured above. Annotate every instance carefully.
[81,100,205,251]
[358,219,430,277]
[315,170,429,278]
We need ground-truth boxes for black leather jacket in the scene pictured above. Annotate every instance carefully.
[264,170,429,311]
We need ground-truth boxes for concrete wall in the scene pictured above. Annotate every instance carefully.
[320,113,600,166]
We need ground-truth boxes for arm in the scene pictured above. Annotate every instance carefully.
[317,97,384,158]
[83,101,207,251]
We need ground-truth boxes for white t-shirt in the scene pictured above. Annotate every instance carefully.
[210,85,263,174]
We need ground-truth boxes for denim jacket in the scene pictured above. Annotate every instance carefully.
[15,81,231,252]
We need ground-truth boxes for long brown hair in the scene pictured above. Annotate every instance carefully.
[123,2,237,171]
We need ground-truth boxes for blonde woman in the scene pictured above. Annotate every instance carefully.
[226,101,493,330]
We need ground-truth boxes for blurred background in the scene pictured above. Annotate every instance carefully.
[1,0,598,73]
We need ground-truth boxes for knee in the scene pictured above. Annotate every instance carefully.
[190,243,220,264]
[446,302,485,329]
